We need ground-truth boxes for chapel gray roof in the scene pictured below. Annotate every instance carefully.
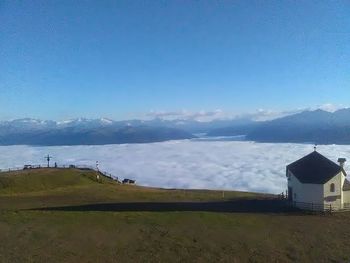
[287,151,345,184]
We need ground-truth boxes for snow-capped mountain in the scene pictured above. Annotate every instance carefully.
[0,115,257,146]
[0,118,196,146]
[3,109,350,145]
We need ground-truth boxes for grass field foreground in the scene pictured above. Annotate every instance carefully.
[0,168,350,262]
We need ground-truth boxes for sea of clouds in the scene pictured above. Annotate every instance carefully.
[0,140,349,194]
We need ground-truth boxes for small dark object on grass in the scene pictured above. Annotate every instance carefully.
[122,179,136,185]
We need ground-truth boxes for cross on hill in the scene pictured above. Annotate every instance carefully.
[45,155,53,168]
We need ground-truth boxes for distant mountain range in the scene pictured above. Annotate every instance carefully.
[2,109,350,145]
[246,109,350,144]
[209,109,350,145]
[0,118,196,146]
[0,117,258,146]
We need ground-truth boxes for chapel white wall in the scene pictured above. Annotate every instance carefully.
[287,171,324,205]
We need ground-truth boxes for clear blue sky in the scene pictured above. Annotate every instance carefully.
[0,0,349,120]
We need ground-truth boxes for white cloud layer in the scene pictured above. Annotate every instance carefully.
[0,141,349,194]
[315,103,347,113]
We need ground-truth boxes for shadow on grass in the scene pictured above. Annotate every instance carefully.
[34,199,299,214]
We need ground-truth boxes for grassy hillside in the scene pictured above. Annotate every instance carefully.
[0,168,259,210]
[0,168,105,194]
[0,168,350,262]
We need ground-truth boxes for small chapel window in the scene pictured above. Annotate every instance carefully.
[330,183,335,193]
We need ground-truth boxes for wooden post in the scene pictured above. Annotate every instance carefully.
[96,161,100,182]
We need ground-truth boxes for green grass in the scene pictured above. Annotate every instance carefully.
[0,168,350,262]
[0,168,104,194]
[0,168,260,210]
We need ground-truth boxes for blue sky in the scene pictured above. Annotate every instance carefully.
[0,1,349,120]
